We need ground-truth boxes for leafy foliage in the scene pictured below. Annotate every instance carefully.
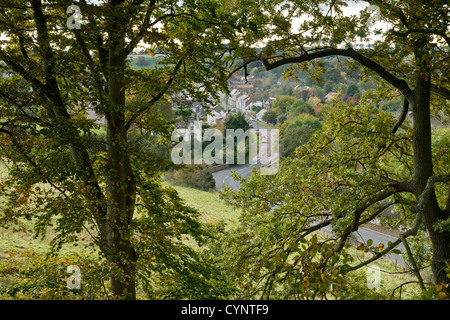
[0,0,244,298]
[164,165,216,191]
[261,110,277,124]
[221,0,450,295]
[280,114,322,158]
[224,111,250,132]
[213,96,418,299]
[0,250,109,300]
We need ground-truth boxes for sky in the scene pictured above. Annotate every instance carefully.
[292,1,387,30]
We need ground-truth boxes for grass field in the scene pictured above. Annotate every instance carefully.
[168,183,240,228]
[0,162,239,258]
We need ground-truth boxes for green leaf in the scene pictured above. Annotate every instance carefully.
[367,239,373,247]
[331,255,339,264]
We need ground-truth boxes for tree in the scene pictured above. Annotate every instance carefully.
[0,0,237,299]
[223,111,251,165]
[346,83,360,98]
[224,111,250,132]
[324,80,336,94]
[322,67,343,84]
[380,97,403,113]
[251,104,263,113]
[271,95,297,113]
[280,115,321,158]
[224,0,450,296]
[262,110,277,124]
[287,99,315,117]
[165,165,216,191]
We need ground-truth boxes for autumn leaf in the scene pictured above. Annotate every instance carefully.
[356,242,366,251]
[438,292,447,299]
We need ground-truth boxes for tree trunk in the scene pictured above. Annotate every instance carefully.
[411,74,450,287]
[105,123,137,300]
[104,17,137,299]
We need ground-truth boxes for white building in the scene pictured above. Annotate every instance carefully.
[206,110,226,126]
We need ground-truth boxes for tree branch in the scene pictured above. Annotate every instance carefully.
[227,57,259,79]
[72,28,107,108]
[389,28,450,47]
[262,47,413,97]
[125,58,183,130]
[359,201,395,226]
[78,0,109,75]
[0,49,50,98]
[333,187,401,252]
[0,126,69,197]
[349,208,423,272]
[401,237,426,290]
[349,177,450,272]
[430,83,450,101]
[391,97,409,134]
[124,0,174,56]
[417,174,450,213]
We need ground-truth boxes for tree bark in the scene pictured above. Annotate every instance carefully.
[105,121,137,300]
[411,74,450,287]
[104,7,138,299]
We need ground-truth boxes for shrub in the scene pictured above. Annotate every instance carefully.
[0,250,109,300]
[164,165,216,191]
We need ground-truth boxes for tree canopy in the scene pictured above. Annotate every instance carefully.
[219,0,450,297]
[224,111,250,131]
[0,0,244,299]
[0,0,449,300]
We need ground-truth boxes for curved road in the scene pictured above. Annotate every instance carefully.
[212,163,406,266]
[213,163,261,192]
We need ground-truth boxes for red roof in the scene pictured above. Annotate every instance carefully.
[235,84,254,89]
[313,105,320,113]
